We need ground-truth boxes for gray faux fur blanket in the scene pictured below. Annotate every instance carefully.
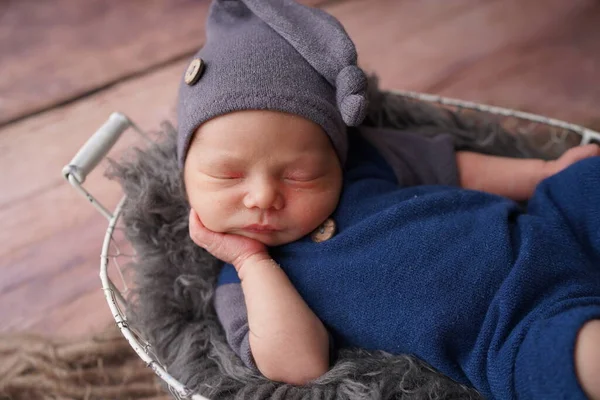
[106,77,554,400]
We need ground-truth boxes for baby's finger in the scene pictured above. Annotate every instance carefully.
[578,143,600,156]
[568,144,600,162]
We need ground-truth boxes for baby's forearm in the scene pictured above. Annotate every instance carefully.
[456,151,550,201]
[238,256,329,385]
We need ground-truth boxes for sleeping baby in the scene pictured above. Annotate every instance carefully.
[177,1,600,399]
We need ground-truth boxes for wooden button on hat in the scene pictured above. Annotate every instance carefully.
[311,218,336,243]
[184,58,205,85]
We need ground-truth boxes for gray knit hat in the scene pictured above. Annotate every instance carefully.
[177,0,368,168]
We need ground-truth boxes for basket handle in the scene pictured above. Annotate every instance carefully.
[61,112,140,220]
[62,112,131,184]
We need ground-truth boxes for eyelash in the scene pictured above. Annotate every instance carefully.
[210,173,243,180]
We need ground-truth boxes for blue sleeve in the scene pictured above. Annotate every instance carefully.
[216,263,240,285]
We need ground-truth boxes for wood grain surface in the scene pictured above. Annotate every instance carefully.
[0,0,330,126]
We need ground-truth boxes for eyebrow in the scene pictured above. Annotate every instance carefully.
[199,151,248,163]
[192,140,328,164]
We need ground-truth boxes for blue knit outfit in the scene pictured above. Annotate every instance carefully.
[215,131,600,399]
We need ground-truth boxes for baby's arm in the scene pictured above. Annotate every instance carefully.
[456,144,600,201]
[456,151,548,201]
[238,254,330,384]
[189,210,329,385]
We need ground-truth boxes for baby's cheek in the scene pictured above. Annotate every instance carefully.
[191,193,233,233]
[286,190,338,233]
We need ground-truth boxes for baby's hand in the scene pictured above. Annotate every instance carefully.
[548,144,600,176]
[188,209,269,271]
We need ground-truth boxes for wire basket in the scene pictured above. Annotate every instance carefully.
[61,91,600,400]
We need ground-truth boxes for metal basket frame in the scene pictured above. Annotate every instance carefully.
[62,91,600,400]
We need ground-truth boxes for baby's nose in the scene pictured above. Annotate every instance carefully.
[243,180,284,211]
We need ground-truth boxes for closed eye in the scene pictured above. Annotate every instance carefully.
[283,173,323,182]
[205,172,243,180]
[284,176,314,182]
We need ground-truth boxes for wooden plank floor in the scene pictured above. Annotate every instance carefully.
[0,0,328,126]
[1,0,599,338]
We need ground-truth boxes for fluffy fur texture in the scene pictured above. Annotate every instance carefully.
[106,77,550,399]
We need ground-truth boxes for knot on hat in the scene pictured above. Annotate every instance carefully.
[336,65,368,126]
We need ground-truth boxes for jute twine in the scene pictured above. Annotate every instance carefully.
[0,325,169,400]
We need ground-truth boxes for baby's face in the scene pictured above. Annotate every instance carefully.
[184,110,342,246]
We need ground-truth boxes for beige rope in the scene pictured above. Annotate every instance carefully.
[0,326,167,400]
